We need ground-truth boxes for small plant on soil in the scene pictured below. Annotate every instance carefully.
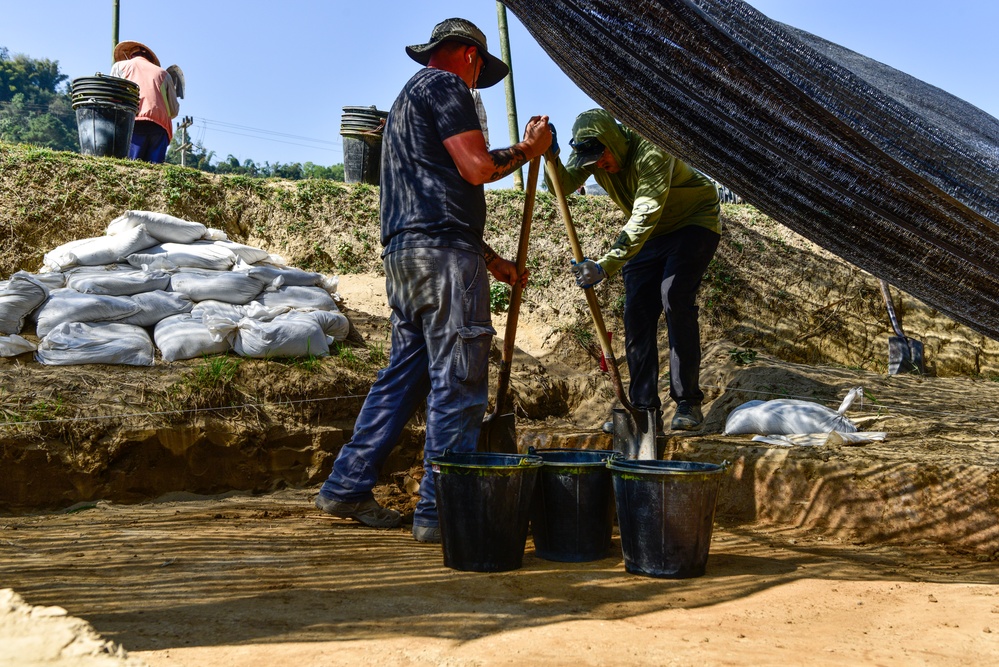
[490,282,511,313]
[728,347,758,365]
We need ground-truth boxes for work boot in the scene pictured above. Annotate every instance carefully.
[413,524,441,544]
[670,401,703,431]
[315,495,402,528]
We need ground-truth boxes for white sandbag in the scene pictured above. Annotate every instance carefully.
[723,387,863,436]
[253,285,338,311]
[35,321,154,366]
[750,431,887,447]
[204,228,229,241]
[279,310,350,341]
[0,334,36,357]
[235,261,325,288]
[170,271,266,304]
[213,239,271,265]
[66,268,171,296]
[154,313,232,362]
[0,271,50,334]
[126,241,237,271]
[191,300,248,322]
[27,272,67,289]
[120,290,193,327]
[232,316,330,358]
[43,225,158,271]
[107,210,208,244]
[34,289,141,338]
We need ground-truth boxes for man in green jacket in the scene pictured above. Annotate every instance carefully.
[548,109,721,430]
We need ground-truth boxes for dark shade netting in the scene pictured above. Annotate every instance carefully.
[503,0,999,341]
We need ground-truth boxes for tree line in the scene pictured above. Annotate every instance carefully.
[1,46,344,181]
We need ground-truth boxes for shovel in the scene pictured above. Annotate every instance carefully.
[479,156,541,453]
[879,279,925,375]
[543,153,658,460]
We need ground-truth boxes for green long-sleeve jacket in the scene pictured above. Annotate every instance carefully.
[547,109,721,277]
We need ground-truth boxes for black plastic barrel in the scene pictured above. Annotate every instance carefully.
[608,457,726,578]
[340,106,387,185]
[71,75,140,159]
[529,448,615,562]
[430,450,543,572]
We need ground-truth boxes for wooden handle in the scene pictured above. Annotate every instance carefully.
[493,156,541,416]
[543,156,636,414]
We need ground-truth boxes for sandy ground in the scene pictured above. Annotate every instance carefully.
[2,489,998,667]
[3,277,999,666]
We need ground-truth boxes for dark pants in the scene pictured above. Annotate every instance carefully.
[128,120,170,163]
[622,225,720,410]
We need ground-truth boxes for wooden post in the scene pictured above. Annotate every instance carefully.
[496,2,523,190]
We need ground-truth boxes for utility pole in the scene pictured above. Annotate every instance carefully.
[177,116,193,167]
[112,0,120,64]
[496,2,523,190]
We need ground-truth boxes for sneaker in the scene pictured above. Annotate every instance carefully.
[413,524,441,543]
[670,401,703,431]
[315,495,402,528]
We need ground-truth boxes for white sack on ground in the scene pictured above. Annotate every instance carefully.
[66,268,171,296]
[280,310,350,341]
[43,225,158,271]
[34,289,142,338]
[0,334,36,357]
[27,272,67,289]
[253,285,338,311]
[35,321,154,366]
[213,240,271,265]
[0,272,50,334]
[126,241,237,271]
[170,271,267,304]
[723,387,863,436]
[120,290,193,327]
[154,313,232,361]
[107,210,208,244]
[232,316,330,358]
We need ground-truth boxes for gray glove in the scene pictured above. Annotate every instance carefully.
[570,258,605,288]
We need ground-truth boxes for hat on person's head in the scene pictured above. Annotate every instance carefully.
[113,40,160,67]
[568,137,606,169]
[405,18,510,88]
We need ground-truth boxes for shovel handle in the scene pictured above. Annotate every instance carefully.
[492,156,540,415]
[543,154,637,415]
[878,279,907,339]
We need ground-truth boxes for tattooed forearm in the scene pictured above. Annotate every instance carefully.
[487,145,528,182]
[483,243,498,265]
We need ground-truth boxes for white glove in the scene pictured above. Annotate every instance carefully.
[570,258,606,288]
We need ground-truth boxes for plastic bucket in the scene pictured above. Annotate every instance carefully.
[71,75,140,159]
[608,457,726,578]
[340,106,386,185]
[74,101,136,159]
[529,448,615,562]
[430,450,543,572]
[341,131,382,184]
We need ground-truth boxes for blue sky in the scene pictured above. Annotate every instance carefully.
[4,1,998,188]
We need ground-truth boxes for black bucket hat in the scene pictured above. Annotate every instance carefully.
[406,18,510,88]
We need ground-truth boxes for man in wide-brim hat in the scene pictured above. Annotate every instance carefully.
[110,40,178,163]
[315,18,552,544]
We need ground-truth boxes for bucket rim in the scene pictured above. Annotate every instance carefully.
[607,457,727,475]
[529,447,615,466]
[430,450,543,470]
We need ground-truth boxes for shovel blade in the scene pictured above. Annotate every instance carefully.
[612,408,659,460]
[888,336,925,375]
[478,412,518,453]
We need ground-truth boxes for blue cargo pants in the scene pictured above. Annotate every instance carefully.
[318,246,495,528]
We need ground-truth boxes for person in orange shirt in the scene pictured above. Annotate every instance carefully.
[110,40,179,163]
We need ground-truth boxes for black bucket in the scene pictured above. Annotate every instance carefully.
[529,448,615,562]
[340,106,387,185]
[430,450,543,572]
[608,457,727,578]
[71,75,140,159]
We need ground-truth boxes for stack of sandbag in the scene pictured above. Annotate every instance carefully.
[0,210,350,365]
